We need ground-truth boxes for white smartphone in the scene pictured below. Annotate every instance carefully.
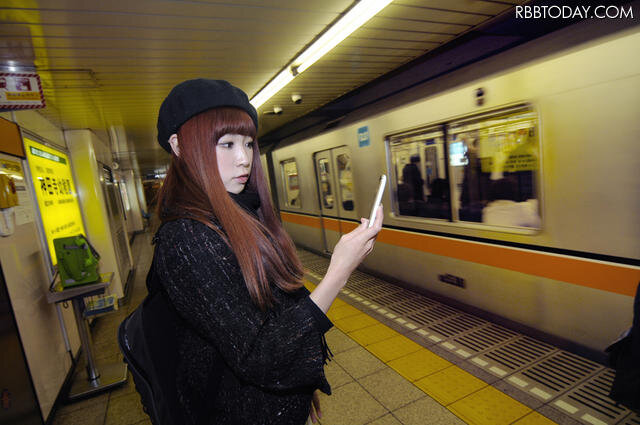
[368,175,387,228]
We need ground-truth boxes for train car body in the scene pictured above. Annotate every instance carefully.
[268,21,640,357]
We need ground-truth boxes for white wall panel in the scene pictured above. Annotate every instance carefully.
[65,129,126,298]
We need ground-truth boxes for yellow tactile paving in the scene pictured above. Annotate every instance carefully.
[349,323,400,346]
[513,412,559,425]
[414,365,487,406]
[303,280,316,291]
[448,386,531,425]
[334,312,379,333]
[387,348,452,382]
[326,304,362,321]
[366,334,423,363]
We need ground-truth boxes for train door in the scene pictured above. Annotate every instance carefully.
[313,147,357,253]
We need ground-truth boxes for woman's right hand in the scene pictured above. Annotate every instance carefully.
[309,205,383,313]
[327,204,384,282]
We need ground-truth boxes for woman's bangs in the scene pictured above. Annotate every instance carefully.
[212,107,257,139]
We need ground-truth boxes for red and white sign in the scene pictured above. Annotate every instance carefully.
[0,72,45,110]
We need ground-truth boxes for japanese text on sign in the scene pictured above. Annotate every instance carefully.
[24,138,85,266]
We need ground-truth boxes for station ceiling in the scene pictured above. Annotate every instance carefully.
[0,0,525,176]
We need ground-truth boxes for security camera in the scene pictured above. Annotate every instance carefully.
[291,94,302,104]
[273,106,283,115]
[475,87,485,106]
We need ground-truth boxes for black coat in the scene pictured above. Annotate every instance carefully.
[148,218,332,424]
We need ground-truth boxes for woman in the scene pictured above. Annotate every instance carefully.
[151,79,383,424]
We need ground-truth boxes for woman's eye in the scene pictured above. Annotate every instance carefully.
[246,141,254,148]
[219,142,233,148]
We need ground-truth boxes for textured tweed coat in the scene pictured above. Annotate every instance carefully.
[150,217,333,424]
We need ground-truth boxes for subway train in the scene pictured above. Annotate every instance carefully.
[262,21,640,359]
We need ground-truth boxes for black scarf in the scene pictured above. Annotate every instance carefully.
[229,190,261,217]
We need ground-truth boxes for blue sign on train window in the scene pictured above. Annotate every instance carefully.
[357,126,370,147]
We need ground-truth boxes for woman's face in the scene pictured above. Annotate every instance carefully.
[216,133,254,194]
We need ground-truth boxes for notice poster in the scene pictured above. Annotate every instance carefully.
[0,154,35,226]
[477,114,539,174]
[0,72,45,109]
[24,138,85,266]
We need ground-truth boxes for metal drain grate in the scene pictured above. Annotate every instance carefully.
[345,279,382,293]
[352,284,399,300]
[427,313,487,340]
[552,369,635,425]
[372,290,413,306]
[409,304,460,326]
[347,270,374,285]
[345,276,390,293]
[508,351,603,402]
[472,335,557,379]
[387,297,437,315]
[441,324,520,359]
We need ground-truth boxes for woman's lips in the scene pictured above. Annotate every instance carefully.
[235,175,248,183]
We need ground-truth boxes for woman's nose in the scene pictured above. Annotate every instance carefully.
[236,146,250,166]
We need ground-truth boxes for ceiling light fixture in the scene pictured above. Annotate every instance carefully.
[250,0,393,109]
[250,68,294,110]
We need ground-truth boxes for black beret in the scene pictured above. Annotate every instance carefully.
[157,79,258,152]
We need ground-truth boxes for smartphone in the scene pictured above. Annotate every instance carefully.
[368,175,387,228]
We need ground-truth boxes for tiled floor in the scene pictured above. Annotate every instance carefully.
[48,222,639,425]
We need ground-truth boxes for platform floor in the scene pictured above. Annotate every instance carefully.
[300,249,639,425]
[48,224,639,425]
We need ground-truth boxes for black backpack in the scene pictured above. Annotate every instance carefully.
[607,281,640,412]
[118,254,184,425]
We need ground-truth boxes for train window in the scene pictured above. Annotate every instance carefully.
[388,128,450,220]
[448,106,541,228]
[336,153,354,211]
[280,159,301,208]
[317,158,334,209]
[386,104,541,230]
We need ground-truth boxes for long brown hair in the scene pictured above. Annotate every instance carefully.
[156,107,304,309]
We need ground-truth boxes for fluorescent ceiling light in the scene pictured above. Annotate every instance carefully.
[294,0,393,74]
[250,0,393,109]
[250,68,294,109]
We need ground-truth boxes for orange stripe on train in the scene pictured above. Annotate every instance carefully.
[281,212,640,297]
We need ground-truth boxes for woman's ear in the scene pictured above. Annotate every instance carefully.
[168,134,180,157]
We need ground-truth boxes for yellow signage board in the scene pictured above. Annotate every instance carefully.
[24,138,85,266]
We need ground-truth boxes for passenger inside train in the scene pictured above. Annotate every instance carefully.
[401,155,424,204]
